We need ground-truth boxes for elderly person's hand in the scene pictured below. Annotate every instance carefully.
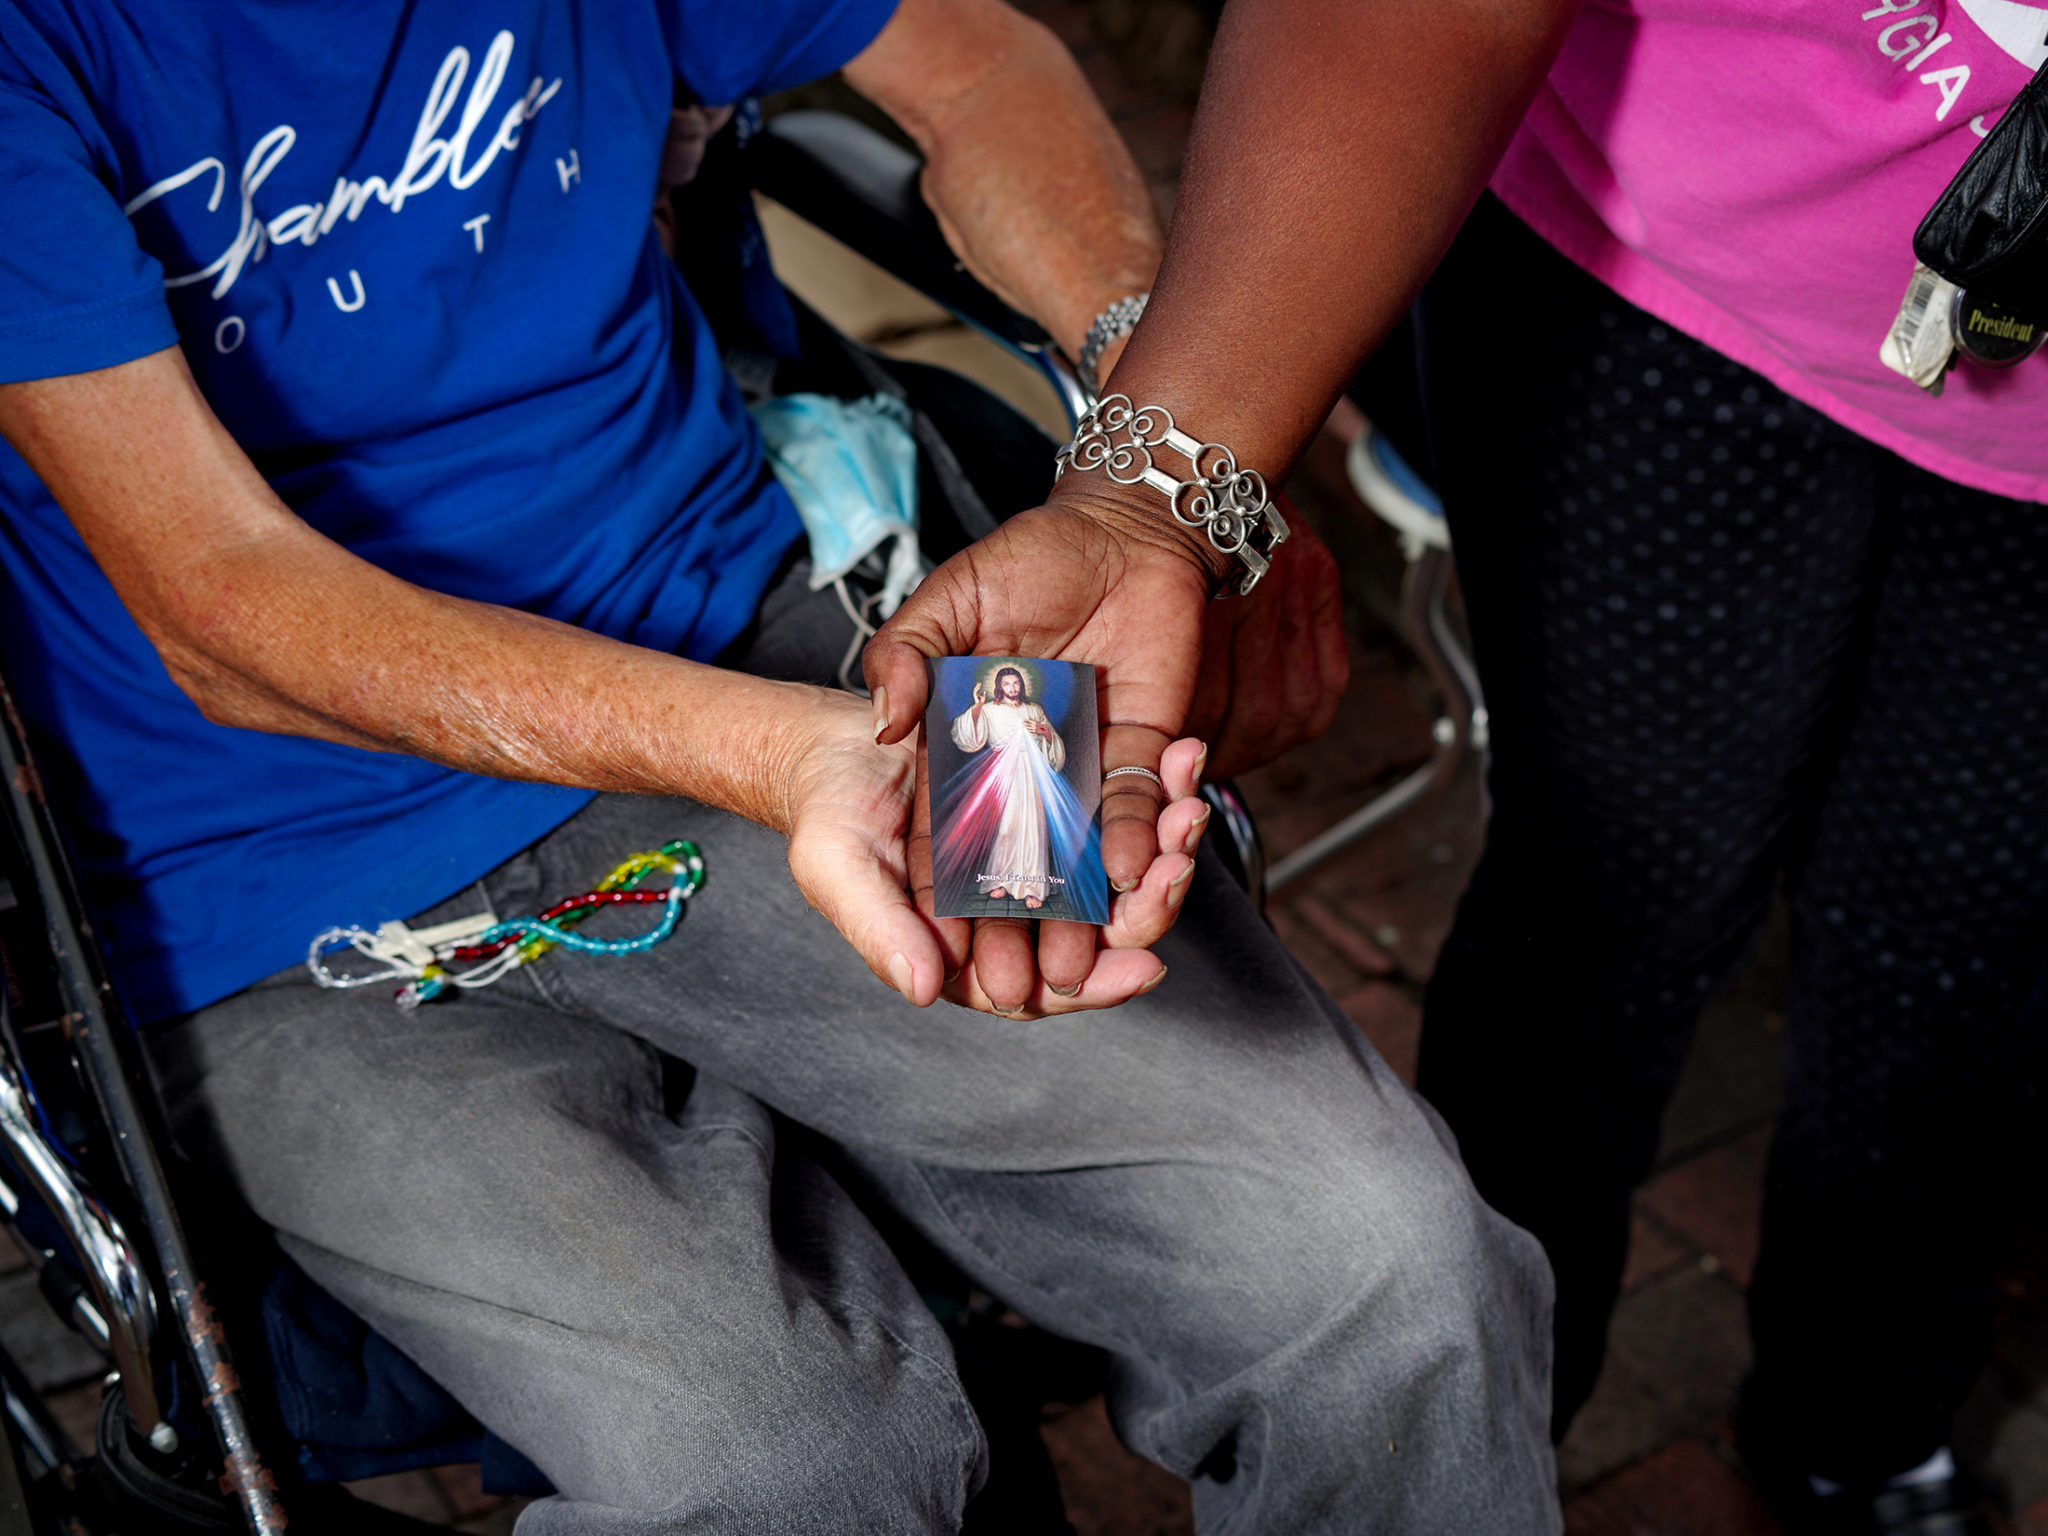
[778,686,1205,1017]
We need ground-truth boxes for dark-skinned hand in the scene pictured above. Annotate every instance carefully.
[1185,502,1348,781]
[867,481,1279,1015]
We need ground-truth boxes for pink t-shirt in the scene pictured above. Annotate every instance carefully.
[1491,0,2048,502]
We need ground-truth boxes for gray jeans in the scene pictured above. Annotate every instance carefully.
[147,568,1559,1534]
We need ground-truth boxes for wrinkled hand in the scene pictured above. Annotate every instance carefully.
[1185,505,1349,780]
[863,487,1220,1013]
[780,684,1202,1017]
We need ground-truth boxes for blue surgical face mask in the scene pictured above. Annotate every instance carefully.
[749,391,924,618]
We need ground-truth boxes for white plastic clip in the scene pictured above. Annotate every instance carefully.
[369,910,497,969]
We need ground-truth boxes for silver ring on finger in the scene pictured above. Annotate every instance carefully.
[1103,765,1165,792]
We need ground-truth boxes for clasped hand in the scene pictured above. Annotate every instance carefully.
[782,487,1345,1020]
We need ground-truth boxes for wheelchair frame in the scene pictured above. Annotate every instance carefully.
[1,679,282,1531]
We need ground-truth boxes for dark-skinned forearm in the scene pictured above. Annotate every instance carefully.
[1076,0,1578,577]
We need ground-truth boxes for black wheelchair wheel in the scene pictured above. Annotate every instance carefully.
[93,1387,238,1534]
[95,1385,458,1536]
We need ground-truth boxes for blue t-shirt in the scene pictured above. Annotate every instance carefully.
[0,0,895,1023]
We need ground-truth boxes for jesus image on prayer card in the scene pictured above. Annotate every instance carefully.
[924,656,1109,924]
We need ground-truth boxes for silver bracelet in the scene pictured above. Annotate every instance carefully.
[1077,293,1148,397]
[1054,394,1291,597]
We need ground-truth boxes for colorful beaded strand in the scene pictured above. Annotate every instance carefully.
[308,840,706,1011]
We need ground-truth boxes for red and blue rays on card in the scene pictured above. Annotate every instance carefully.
[923,656,1109,923]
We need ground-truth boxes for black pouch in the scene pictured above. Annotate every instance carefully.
[1914,56,2048,328]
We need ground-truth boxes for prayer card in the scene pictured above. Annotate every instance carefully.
[924,656,1109,923]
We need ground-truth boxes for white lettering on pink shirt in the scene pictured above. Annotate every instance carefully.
[1848,0,2011,120]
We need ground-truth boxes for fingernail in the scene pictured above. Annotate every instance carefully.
[872,686,890,744]
[1049,980,1082,997]
[1137,967,1168,996]
[1192,743,1209,783]
[1181,803,1211,857]
[1112,876,1139,894]
[1166,864,1194,908]
[886,951,915,1000]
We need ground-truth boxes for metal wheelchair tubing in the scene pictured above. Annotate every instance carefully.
[1197,782,1268,913]
[1028,347,1090,434]
[0,687,286,1535]
[1,1376,66,1486]
[938,322,1087,431]
[1266,547,1479,893]
[0,1051,151,1372]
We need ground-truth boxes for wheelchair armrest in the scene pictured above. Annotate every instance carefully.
[750,111,1090,426]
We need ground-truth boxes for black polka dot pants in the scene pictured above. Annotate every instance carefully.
[1412,195,2048,1480]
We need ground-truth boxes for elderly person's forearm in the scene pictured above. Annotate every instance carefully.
[0,349,838,838]
[843,0,1163,369]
